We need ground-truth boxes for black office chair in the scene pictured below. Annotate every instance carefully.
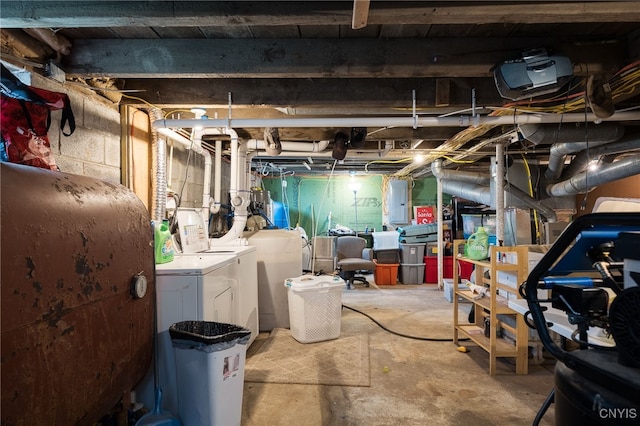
[336,236,375,289]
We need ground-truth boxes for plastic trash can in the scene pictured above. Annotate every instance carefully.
[284,275,344,343]
[169,321,251,426]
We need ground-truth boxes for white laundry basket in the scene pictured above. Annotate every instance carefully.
[284,275,344,343]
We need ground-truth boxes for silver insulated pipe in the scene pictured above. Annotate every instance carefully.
[150,108,167,223]
[546,153,640,197]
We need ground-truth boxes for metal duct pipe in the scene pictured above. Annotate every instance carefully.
[546,153,640,197]
[546,139,619,181]
[519,122,626,181]
[431,159,491,185]
[153,111,640,131]
[562,135,640,178]
[504,184,558,222]
[519,122,625,146]
[434,159,558,221]
[149,108,167,223]
[441,180,494,206]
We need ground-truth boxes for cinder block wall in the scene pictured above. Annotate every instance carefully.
[30,73,122,183]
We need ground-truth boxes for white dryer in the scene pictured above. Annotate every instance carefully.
[137,253,238,418]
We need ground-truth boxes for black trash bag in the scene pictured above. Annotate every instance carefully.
[169,321,251,352]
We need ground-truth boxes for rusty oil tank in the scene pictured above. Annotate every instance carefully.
[1,163,154,425]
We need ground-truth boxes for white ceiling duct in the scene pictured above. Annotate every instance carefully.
[245,139,330,153]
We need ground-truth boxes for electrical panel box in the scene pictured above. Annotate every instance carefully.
[387,179,409,225]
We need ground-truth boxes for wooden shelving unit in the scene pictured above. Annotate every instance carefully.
[452,240,529,375]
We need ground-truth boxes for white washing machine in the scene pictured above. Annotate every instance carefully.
[136,253,238,418]
[173,208,260,346]
[199,245,259,347]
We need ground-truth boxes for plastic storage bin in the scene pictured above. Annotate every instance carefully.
[373,260,399,285]
[424,256,454,283]
[399,263,426,284]
[461,214,496,238]
[443,278,455,302]
[169,321,251,426]
[372,231,400,250]
[400,243,425,263]
[374,249,400,264]
[284,275,344,343]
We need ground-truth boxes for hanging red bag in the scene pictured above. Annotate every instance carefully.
[1,64,75,170]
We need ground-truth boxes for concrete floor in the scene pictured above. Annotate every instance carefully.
[241,280,557,425]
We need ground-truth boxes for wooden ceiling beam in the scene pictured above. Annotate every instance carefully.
[2,1,638,28]
[120,77,504,109]
[63,37,625,79]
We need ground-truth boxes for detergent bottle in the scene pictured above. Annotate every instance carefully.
[466,226,489,260]
[154,220,174,264]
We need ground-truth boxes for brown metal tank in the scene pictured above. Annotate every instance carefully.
[1,163,154,425]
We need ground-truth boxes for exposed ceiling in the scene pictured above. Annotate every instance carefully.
[1,1,640,176]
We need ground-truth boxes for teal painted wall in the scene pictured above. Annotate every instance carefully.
[262,175,383,238]
[261,174,452,238]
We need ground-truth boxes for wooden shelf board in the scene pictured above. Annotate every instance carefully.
[456,325,519,356]
[455,290,516,314]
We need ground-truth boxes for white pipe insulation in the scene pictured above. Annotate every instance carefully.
[494,149,505,245]
[153,111,640,131]
[213,140,222,214]
[155,126,250,246]
[245,139,330,153]
[251,141,394,160]
[208,128,251,246]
